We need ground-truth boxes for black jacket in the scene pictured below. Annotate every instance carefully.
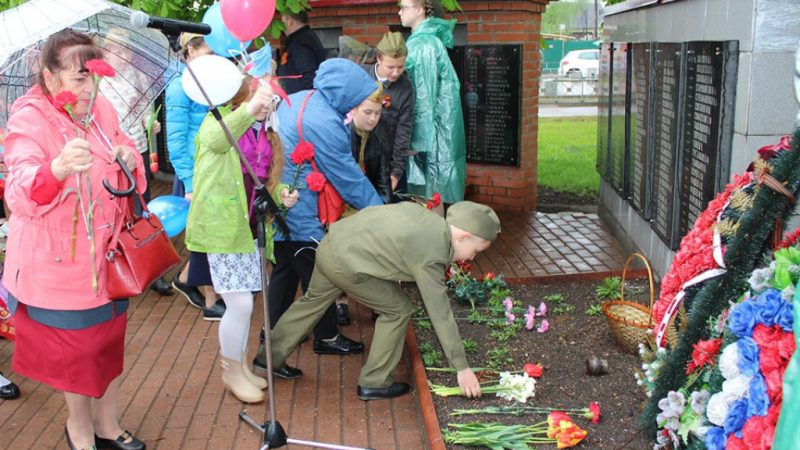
[277,25,326,95]
[349,121,392,203]
[362,64,415,181]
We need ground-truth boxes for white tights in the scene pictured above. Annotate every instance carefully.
[218,291,254,361]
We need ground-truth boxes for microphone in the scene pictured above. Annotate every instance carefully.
[130,11,211,36]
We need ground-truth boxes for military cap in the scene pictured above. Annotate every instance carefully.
[376,32,407,58]
[446,201,501,241]
[366,81,384,103]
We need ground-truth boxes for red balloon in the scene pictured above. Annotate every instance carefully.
[220,0,276,42]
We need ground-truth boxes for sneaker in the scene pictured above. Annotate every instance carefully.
[203,299,226,321]
[172,275,205,309]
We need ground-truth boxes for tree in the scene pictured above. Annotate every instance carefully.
[541,0,598,36]
[1,0,462,38]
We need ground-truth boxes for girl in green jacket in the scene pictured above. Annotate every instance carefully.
[185,78,298,404]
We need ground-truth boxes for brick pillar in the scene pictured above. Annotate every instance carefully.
[298,0,552,212]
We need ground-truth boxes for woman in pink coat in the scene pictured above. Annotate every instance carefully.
[2,30,146,450]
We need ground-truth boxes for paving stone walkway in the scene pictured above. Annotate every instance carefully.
[0,181,632,449]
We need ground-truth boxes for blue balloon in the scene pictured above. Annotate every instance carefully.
[147,195,190,238]
[202,2,251,58]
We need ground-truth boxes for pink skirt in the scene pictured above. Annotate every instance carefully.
[11,303,126,398]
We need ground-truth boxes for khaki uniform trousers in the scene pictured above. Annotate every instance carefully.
[270,238,413,388]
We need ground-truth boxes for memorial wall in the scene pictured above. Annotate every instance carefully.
[450,45,522,167]
[597,40,738,250]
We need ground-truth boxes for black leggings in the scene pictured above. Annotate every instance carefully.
[268,240,338,339]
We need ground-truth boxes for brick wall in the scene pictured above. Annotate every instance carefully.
[288,0,551,211]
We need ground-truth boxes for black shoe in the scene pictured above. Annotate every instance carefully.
[172,275,205,309]
[202,300,225,322]
[313,334,364,355]
[272,364,303,379]
[336,303,351,326]
[65,426,93,450]
[95,430,145,450]
[149,277,173,296]
[356,382,411,401]
[0,381,20,400]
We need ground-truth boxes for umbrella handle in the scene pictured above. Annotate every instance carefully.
[103,155,136,197]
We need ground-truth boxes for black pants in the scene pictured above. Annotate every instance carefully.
[268,240,338,339]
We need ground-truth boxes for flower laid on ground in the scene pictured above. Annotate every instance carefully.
[445,262,508,310]
[443,412,588,449]
[537,319,550,334]
[429,371,536,403]
[523,362,543,378]
[451,402,601,425]
[428,362,544,380]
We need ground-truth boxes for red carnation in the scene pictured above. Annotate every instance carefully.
[84,59,115,78]
[483,272,495,282]
[53,91,78,113]
[778,332,795,360]
[752,324,780,348]
[685,338,721,374]
[761,425,776,450]
[760,346,784,373]
[426,192,441,210]
[588,402,601,424]
[765,372,784,404]
[523,362,542,378]
[305,171,326,192]
[290,141,315,165]
[742,416,768,450]
[726,435,748,450]
[766,404,782,426]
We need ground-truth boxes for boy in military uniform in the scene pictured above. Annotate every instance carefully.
[269,201,500,400]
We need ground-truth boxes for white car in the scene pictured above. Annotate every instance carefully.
[558,49,600,77]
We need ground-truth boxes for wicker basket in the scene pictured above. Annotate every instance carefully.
[602,253,656,354]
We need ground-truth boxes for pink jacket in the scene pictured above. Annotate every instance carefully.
[2,85,145,310]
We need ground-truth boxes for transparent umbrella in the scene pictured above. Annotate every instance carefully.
[0,0,179,131]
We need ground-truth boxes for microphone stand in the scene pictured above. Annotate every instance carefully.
[163,33,372,450]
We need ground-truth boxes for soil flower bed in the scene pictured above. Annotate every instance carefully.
[409,275,656,449]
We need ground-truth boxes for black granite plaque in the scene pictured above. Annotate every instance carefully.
[677,42,725,237]
[651,43,682,248]
[609,43,629,193]
[628,43,654,217]
[451,45,521,166]
[596,41,612,180]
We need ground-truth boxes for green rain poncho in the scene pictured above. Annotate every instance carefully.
[405,17,466,204]
[772,284,800,449]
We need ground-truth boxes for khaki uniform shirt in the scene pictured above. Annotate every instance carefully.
[326,202,469,370]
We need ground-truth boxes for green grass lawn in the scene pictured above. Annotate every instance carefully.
[537,116,599,196]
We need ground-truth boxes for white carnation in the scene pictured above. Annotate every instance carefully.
[706,392,731,426]
[495,371,536,403]
[718,343,741,380]
[721,374,752,403]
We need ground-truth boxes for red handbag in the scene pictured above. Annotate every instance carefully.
[105,191,181,299]
[296,90,345,225]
